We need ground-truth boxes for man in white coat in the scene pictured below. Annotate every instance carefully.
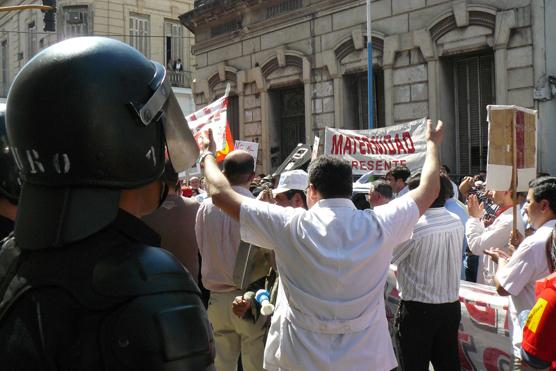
[197,119,444,371]
[466,189,525,285]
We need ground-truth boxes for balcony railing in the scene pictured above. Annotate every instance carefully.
[167,70,192,88]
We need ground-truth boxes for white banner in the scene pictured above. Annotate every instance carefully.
[234,140,259,168]
[324,118,427,175]
[385,267,512,371]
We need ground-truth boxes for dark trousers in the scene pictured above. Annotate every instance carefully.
[395,300,461,371]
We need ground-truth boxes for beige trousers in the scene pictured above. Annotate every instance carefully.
[208,290,266,371]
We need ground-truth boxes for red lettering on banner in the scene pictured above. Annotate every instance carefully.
[402,131,415,153]
[362,136,374,155]
[464,300,497,332]
[331,135,343,154]
[351,161,359,169]
[358,137,367,155]
[344,137,353,154]
[384,135,397,155]
[483,348,511,371]
[394,133,407,154]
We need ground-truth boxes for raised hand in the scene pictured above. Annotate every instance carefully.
[426,119,444,145]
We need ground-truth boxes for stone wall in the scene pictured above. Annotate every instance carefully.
[183,0,554,174]
[392,48,428,125]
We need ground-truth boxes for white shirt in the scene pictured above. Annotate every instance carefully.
[496,219,555,358]
[466,207,525,285]
[240,195,420,371]
[396,185,409,198]
[195,186,253,292]
[393,208,464,303]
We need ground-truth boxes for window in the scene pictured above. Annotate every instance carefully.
[63,6,89,38]
[344,69,385,129]
[130,14,150,57]
[454,53,494,176]
[1,40,8,96]
[27,21,37,59]
[165,21,184,70]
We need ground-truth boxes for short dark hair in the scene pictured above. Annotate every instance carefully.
[308,155,352,199]
[441,164,451,174]
[442,174,454,199]
[407,172,447,207]
[284,189,307,209]
[223,153,255,185]
[529,177,556,214]
[371,180,393,200]
[387,166,411,182]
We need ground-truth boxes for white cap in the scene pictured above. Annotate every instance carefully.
[272,170,309,196]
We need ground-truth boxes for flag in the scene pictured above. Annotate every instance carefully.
[186,89,234,162]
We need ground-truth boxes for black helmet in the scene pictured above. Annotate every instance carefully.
[6,37,198,250]
[0,103,21,204]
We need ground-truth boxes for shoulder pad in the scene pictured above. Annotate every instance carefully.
[93,244,200,297]
[101,291,215,370]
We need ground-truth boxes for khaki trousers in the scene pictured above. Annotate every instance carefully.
[208,290,266,371]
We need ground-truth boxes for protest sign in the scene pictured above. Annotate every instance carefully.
[187,86,234,162]
[486,106,537,192]
[385,267,512,371]
[234,140,259,168]
[324,118,427,175]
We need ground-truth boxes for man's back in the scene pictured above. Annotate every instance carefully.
[240,195,420,370]
[143,194,200,282]
[393,208,464,303]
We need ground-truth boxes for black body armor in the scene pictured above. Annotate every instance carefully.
[0,211,215,371]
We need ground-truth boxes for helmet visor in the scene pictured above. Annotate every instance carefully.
[161,91,199,172]
[134,63,199,172]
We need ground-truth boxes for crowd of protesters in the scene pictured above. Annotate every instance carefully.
[138,139,556,371]
[1,36,555,371]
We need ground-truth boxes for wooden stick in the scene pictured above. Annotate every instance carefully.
[512,109,518,237]
[0,5,53,12]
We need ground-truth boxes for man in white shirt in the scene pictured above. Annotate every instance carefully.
[466,188,525,285]
[487,177,556,369]
[392,173,464,371]
[386,165,411,198]
[195,150,266,371]
[197,119,444,371]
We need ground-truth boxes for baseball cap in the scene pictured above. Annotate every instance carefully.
[272,170,309,196]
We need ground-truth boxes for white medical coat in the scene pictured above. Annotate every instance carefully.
[240,195,420,371]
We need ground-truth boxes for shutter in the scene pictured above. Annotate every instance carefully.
[454,54,494,176]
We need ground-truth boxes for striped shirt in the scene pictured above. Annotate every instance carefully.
[392,207,464,303]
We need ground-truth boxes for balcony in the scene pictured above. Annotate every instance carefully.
[167,70,192,88]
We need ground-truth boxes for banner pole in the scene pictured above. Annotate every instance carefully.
[512,110,518,236]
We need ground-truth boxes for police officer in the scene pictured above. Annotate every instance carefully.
[0,103,20,239]
[0,37,214,370]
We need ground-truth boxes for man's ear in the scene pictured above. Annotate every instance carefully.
[248,172,256,183]
[539,199,550,213]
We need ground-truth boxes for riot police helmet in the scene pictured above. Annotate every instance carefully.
[0,103,21,204]
[6,37,198,250]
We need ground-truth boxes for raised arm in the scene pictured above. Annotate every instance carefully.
[408,119,444,215]
[198,130,245,220]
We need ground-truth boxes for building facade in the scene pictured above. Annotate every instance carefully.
[181,0,556,176]
[0,0,196,113]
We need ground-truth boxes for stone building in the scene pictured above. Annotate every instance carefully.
[181,0,556,176]
[0,0,196,112]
